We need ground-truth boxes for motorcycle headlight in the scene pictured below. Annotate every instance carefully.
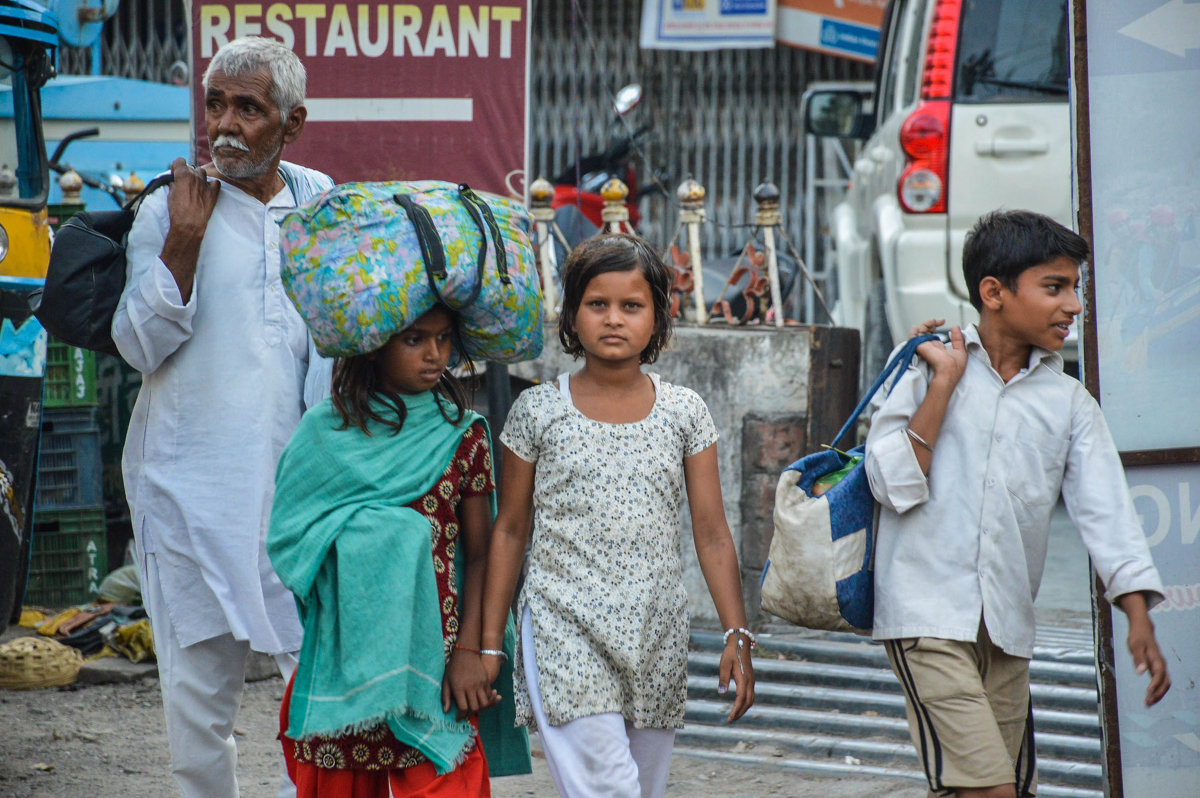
[0,223,8,263]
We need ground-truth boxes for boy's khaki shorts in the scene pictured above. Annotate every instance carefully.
[883,622,1037,797]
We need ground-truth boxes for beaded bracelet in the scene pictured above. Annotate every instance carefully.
[480,648,508,661]
[722,627,758,649]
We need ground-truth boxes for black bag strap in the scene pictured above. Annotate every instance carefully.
[829,333,942,450]
[458,184,511,286]
[123,173,174,214]
[394,193,450,303]
[391,185,511,309]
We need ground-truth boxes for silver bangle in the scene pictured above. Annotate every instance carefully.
[479,648,508,661]
[906,427,934,453]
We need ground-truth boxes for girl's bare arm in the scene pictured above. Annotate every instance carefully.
[479,444,536,684]
[443,490,500,718]
[684,444,756,722]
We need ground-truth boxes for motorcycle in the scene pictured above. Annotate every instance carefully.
[544,84,808,325]
[550,83,664,234]
[48,127,128,207]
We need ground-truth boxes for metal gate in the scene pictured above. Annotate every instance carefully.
[530,1,870,280]
[58,0,187,83]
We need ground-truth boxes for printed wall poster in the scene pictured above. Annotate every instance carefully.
[640,0,777,50]
[776,0,886,62]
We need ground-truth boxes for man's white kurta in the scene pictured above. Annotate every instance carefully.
[113,163,332,653]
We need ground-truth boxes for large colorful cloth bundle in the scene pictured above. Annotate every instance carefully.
[278,180,543,362]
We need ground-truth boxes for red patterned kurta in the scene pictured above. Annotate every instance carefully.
[283,422,494,771]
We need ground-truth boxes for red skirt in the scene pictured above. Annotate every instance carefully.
[279,674,491,798]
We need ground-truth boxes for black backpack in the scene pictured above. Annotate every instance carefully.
[31,173,173,356]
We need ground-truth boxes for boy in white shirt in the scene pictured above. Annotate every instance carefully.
[864,210,1170,798]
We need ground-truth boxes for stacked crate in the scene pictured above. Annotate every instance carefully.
[27,340,107,607]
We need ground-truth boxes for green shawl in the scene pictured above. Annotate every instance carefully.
[267,392,529,776]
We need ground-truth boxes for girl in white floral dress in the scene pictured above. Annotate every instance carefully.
[481,234,756,798]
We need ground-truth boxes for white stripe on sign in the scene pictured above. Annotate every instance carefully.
[304,98,474,122]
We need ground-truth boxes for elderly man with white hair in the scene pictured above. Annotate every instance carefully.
[113,37,333,798]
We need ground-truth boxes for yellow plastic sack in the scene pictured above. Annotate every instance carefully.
[110,619,155,663]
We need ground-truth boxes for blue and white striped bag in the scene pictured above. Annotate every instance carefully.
[760,334,938,634]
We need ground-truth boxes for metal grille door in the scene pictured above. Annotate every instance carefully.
[530,0,870,274]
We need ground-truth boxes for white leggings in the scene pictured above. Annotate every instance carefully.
[521,607,676,798]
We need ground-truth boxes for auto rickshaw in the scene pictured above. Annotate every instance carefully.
[0,0,56,623]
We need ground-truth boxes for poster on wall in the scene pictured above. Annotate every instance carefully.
[775,0,885,62]
[190,1,530,198]
[1110,464,1200,797]
[640,0,777,50]
[1086,0,1200,453]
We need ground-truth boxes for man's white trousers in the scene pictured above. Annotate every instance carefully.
[144,552,298,798]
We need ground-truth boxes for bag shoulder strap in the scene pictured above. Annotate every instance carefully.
[122,173,174,214]
[829,333,941,449]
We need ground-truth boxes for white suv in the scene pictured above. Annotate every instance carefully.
[804,0,1073,376]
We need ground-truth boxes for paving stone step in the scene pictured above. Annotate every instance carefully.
[684,699,1101,762]
[685,675,1102,738]
[684,625,1105,795]
[687,651,1100,713]
[691,629,1098,687]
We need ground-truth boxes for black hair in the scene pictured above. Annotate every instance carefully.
[330,305,475,436]
[962,210,1090,311]
[557,233,674,364]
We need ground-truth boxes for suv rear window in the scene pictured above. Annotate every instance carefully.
[954,0,1069,102]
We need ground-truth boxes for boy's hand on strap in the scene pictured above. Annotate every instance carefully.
[908,318,945,338]
[915,323,968,385]
[717,629,757,723]
[1116,591,1172,707]
[443,646,502,720]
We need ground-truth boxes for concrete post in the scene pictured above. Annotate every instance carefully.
[528,176,560,321]
[120,172,145,205]
[753,181,786,328]
[599,177,636,236]
[677,178,708,325]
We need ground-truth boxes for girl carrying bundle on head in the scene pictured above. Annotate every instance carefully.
[480,233,756,798]
[267,305,529,798]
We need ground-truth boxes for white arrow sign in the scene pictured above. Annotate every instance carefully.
[1118,0,1200,58]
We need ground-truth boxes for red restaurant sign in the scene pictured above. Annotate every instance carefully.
[190,1,530,198]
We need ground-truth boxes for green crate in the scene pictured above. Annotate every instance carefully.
[44,339,98,407]
[25,506,108,608]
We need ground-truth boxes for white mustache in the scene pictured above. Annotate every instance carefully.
[212,135,249,152]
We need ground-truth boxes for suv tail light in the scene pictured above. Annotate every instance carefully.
[899,100,950,212]
[898,0,961,214]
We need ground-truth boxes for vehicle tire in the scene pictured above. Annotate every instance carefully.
[9,523,32,623]
[0,534,17,625]
[862,279,893,390]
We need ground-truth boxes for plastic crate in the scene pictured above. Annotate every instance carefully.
[25,506,108,608]
[35,407,104,511]
[44,339,98,408]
